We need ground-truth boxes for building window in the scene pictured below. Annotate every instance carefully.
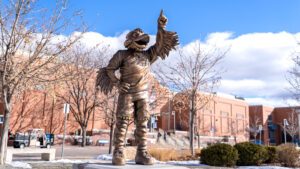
[267,115,272,122]
[221,111,229,133]
[236,113,245,133]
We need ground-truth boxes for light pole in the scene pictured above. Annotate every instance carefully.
[172,111,176,132]
[61,103,70,159]
[149,87,156,132]
[168,93,171,131]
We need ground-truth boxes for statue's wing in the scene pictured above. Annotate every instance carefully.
[157,29,179,60]
[95,67,114,95]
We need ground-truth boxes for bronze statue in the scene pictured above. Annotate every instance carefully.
[96,10,178,165]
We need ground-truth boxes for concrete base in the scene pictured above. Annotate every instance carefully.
[72,162,189,169]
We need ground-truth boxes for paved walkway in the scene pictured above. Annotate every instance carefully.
[73,162,189,169]
[12,145,108,161]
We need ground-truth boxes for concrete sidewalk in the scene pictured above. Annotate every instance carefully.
[73,162,189,169]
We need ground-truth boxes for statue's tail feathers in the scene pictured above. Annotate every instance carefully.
[96,68,114,95]
[159,30,179,60]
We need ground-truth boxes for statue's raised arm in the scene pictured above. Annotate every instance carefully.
[148,10,179,63]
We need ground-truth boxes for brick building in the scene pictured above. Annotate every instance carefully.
[2,72,299,146]
[249,105,300,145]
[0,74,170,137]
[157,92,250,144]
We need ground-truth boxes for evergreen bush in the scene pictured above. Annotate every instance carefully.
[234,142,268,165]
[200,143,238,167]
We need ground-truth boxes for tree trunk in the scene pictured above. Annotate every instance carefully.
[49,98,55,134]
[189,95,195,156]
[0,98,11,164]
[197,134,200,149]
[81,126,87,147]
[108,123,114,154]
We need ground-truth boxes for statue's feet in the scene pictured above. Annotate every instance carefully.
[135,150,155,165]
[112,149,126,166]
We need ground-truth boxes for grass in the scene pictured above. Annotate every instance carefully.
[148,148,201,161]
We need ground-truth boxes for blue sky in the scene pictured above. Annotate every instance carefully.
[36,1,300,106]
[49,0,300,44]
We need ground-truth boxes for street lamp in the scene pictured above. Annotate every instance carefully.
[61,103,70,159]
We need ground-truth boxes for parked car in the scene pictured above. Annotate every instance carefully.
[73,136,93,145]
[13,129,54,148]
[13,133,30,148]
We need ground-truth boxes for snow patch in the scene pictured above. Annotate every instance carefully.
[96,154,202,166]
[96,154,113,160]
[9,161,32,168]
[166,160,203,166]
[51,159,86,163]
[238,166,292,169]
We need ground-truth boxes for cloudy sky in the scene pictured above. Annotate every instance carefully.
[41,1,300,106]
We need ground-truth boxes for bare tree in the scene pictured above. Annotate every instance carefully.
[155,42,226,156]
[230,119,238,144]
[59,44,105,147]
[172,93,189,131]
[282,108,299,143]
[0,0,84,163]
[102,90,118,154]
[287,55,300,101]
[10,90,44,132]
[247,109,262,143]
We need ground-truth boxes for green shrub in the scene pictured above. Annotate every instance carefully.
[200,143,238,167]
[234,142,268,166]
[277,143,300,167]
[264,146,278,163]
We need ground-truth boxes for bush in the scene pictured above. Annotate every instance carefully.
[200,143,238,167]
[277,143,300,167]
[234,142,268,166]
[264,146,278,163]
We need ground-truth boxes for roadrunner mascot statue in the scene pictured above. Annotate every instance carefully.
[96,10,178,165]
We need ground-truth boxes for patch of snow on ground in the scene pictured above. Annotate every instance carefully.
[238,166,292,169]
[166,160,205,166]
[51,159,86,163]
[9,161,32,168]
[96,154,203,167]
[96,154,113,160]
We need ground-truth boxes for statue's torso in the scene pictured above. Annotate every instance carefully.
[119,50,151,93]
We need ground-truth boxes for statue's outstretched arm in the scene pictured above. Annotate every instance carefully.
[147,10,179,64]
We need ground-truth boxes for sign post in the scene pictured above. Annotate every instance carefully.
[61,103,70,159]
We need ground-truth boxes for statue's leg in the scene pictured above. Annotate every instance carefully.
[134,98,154,165]
[112,93,132,166]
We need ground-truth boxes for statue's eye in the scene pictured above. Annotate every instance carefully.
[133,32,138,38]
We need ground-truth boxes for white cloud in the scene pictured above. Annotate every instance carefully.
[245,97,298,107]
[215,32,300,106]
[76,30,300,107]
